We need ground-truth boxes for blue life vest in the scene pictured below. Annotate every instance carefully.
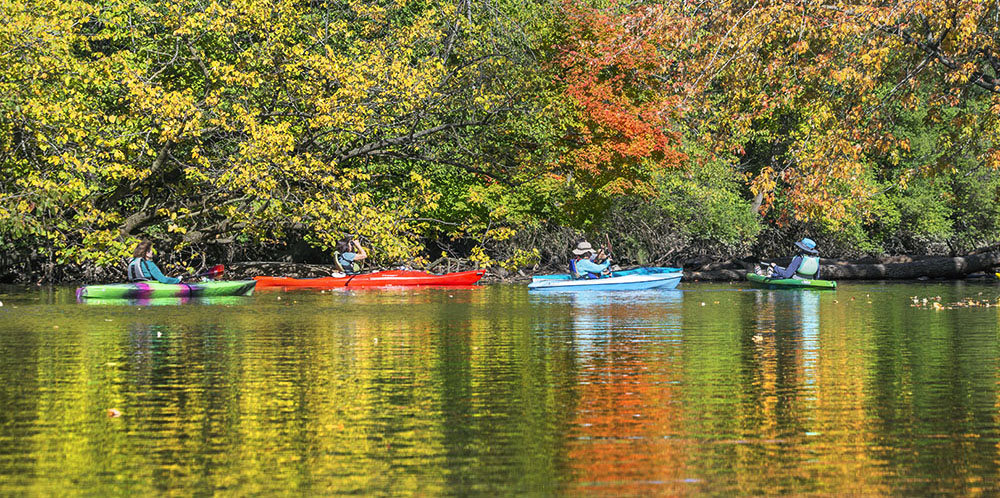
[569,258,600,279]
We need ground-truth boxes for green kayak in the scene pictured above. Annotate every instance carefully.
[745,272,837,289]
[77,280,257,300]
[81,296,249,306]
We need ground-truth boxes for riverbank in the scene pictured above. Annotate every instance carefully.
[6,251,1000,286]
[224,255,1000,284]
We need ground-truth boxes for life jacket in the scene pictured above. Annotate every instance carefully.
[569,258,600,279]
[795,255,820,277]
[335,252,359,274]
[127,257,152,282]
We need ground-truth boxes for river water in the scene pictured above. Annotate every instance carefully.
[1,281,999,495]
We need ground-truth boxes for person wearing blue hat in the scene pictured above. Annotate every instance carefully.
[767,238,821,279]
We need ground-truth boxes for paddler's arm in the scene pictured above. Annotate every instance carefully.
[576,258,611,275]
[144,260,181,284]
[351,240,367,262]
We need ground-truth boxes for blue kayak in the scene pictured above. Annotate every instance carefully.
[528,267,682,291]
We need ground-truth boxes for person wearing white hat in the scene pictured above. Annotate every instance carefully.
[570,240,611,279]
[768,237,821,279]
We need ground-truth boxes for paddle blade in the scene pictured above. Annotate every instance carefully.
[209,264,224,278]
[201,264,225,279]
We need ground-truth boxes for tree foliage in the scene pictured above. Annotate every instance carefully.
[550,0,1000,257]
[0,0,566,274]
[5,0,1000,281]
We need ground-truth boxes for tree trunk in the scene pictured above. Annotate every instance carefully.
[821,252,1000,279]
[685,252,1000,282]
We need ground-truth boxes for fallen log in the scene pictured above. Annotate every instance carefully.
[685,252,1000,282]
[684,269,746,282]
[226,262,342,279]
[821,252,1000,279]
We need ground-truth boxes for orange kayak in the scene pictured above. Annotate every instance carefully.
[254,269,486,288]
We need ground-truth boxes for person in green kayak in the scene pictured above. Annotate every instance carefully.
[570,240,611,279]
[127,240,181,284]
[767,237,821,279]
[335,236,367,274]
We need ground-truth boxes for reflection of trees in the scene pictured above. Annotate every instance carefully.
[868,296,1000,495]
[6,284,1000,494]
[0,310,40,483]
[2,287,586,494]
[563,293,688,495]
[676,289,891,494]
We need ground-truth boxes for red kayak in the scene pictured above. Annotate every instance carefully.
[254,269,486,288]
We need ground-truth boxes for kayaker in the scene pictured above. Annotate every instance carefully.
[768,238,821,279]
[335,236,367,274]
[570,240,611,279]
[127,240,181,284]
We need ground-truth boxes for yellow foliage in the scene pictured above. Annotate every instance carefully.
[0,0,510,271]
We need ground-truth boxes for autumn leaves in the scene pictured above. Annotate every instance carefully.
[2,0,999,280]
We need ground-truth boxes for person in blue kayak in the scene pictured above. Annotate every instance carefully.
[335,236,367,274]
[127,240,181,284]
[570,240,611,279]
[767,237,821,279]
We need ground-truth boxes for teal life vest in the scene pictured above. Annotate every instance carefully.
[795,255,820,277]
[336,252,359,274]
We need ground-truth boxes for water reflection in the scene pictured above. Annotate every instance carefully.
[80,296,250,306]
[3,283,1000,494]
[531,290,683,351]
[747,290,822,396]
[800,292,820,390]
[547,290,687,494]
[742,290,824,442]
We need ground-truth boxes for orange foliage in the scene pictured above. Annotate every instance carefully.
[558,0,689,198]
[559,0,1000,224]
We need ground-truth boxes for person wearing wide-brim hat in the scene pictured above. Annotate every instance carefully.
[570,240,611,279]
[768,237,821,279]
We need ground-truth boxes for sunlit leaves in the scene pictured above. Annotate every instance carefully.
[557,0,687,204]
[0,0,535,272]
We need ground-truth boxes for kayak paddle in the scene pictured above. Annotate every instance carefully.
[194,264,225,280]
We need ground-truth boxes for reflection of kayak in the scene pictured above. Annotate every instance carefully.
[76,280,257,300]
[253,269,486,288]
[80,296,249,306]
[528,267,682,291]
[745,272,837,289]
